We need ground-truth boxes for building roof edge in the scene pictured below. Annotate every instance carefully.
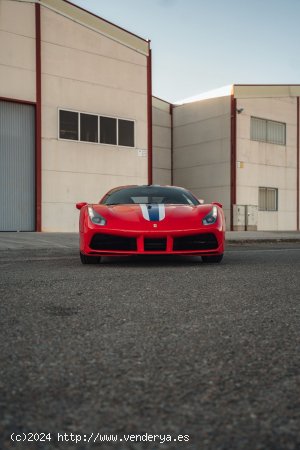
[37,0,149,55]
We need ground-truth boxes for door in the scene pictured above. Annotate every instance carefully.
[0,101,35,231]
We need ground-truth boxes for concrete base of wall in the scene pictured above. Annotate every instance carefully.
[233,225,258,231]
[246,225,257,231]
[233,225,246,231]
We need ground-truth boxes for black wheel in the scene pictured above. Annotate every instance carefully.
[80,252,101,264]
[202,254,223,263]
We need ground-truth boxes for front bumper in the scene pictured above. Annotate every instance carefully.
[80,226,225,256]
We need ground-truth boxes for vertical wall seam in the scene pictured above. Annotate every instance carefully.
[297,97,299,230]
[35,3,42,231]
[147,44,153,185]
[170,103,173,185]
[230,94,237,231]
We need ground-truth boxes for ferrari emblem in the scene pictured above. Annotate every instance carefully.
[153,224,158,228]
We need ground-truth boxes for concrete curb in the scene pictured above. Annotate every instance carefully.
[226,239,300,244]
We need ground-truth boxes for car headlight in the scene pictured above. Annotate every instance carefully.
[88,207,106,226]
[202,206,218,225]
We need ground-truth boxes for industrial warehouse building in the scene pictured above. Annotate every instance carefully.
[0,0,151,232]
[153,85,300,231]
[1,0,300,232]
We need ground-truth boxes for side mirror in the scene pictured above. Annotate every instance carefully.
[198,199,204,205]
[76,202,87,210]
[212,202,223,208]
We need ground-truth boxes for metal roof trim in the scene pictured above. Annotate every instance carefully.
[233,85,300,98]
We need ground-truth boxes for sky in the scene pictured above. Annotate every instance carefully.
[72,0,300,103]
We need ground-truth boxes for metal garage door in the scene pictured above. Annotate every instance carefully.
[0,101,35,231]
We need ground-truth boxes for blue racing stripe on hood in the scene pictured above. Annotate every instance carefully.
[148,204,160,221]
[139,204,165,221]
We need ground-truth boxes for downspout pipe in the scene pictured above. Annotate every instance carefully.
[170,103,173,186]
[230,94,237,231]
[297,97,299,230]
[35,3,42,231]
[147,42,153,185]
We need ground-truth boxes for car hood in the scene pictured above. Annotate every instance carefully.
[90,203,215,230]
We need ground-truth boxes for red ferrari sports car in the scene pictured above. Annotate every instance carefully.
[76,185,225,264]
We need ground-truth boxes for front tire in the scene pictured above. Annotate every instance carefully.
[202,254,223,263]
[80,252,101,264]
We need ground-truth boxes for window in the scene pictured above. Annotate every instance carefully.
[267,120,286,145]
[118,119,134,147]
[100,116,117,145]
[251,117,286,145]
[80,113,98,143]
[259,187,278,211]
[59,110,78,140]
[251,117,266,142]
[59,109,135,148]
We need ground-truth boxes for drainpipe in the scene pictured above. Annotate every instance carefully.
[230,94,237,231]
[170,103,173,185]
[297,97,299,230]
[147,42,153,185]
[35,3,42,231]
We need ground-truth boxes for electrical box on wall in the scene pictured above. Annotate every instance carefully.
[233,205,246,231]
[246,205,258,231]
[233,205,258,231]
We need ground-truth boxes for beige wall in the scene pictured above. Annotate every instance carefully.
[173,96,231,225]
[0,0,149,232]
[40,5,148,231]
[41,0,149,56]
[236,96,298,230]
[0,0,36,101]
[152,97,171,185]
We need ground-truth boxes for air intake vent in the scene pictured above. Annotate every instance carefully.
[90,234,137,251]
[144,238,167,251]
[173,233,218,251]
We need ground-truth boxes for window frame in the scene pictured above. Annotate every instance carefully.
[118,118,135,148]
[258,187,278,211]
[58,109,79,141]
[99,115,118,146]
[79,111,99,144]
[58,108,136,149]
[251,116,286,146]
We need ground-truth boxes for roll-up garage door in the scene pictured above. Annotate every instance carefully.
[0,101,35,231]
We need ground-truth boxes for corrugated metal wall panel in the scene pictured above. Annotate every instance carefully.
[0,101,35,231]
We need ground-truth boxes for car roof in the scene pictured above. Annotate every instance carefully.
[105,184,188,194]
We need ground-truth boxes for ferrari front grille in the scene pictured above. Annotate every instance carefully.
[144,238,167,251]
[173,233,218,251]
[90,234,137,251]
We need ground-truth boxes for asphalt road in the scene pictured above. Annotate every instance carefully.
[0,244,300,450]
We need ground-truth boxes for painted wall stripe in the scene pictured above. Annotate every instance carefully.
[35,3,42,232]
[297,97,299,230]
[230,94,237,231]
[147,45,153,184]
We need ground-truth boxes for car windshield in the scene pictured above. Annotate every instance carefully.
[101,186,199,206]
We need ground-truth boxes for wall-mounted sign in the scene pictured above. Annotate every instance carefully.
[137,149,147,157]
